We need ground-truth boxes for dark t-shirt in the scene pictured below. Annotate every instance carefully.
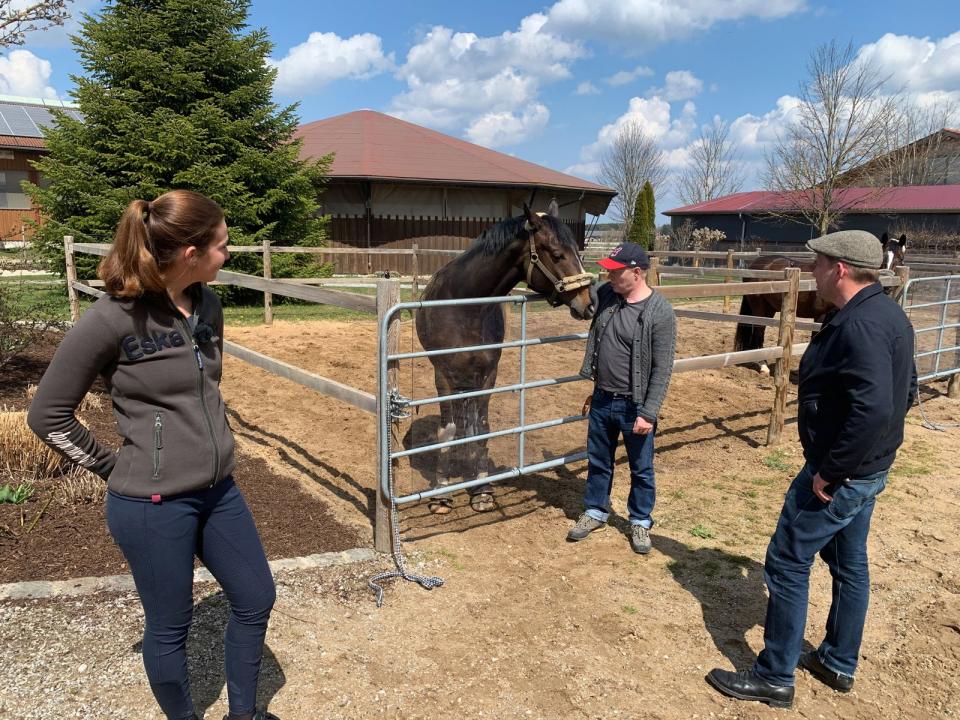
[595,297,648,393]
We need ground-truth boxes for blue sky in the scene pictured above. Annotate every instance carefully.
[4,0,960,220]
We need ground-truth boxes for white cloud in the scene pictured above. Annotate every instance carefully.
[605,65,654,86]
[389,14,585,147]
[564,161,601,178]
[545,0,807,51]
[575,81,600,95]
[465,104,550,147]
[649,70,704,101]
[270,32,393,95]
[0,49,58,98]
[728,95,802,155]
[856,31,960,95]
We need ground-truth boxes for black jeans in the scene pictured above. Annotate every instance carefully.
[107,477,275,719]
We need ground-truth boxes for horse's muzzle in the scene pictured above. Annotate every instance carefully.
[567,283,597,320]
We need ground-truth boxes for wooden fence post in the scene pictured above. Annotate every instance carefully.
[723,248,735,313]
[411,242,419,299]
[948,372,960,399]
[892,264,910,303]
[375,278,401,553]
[63,236,80,322]
[767,267,800,446]
[262,237,273,325]
[692,252,701,269]
[648,256,660,287]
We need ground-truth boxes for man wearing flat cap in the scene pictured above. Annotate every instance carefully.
[568,242,676,554]
[707,230,918,708]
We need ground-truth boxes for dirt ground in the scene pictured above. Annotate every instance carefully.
[2,300,959,718]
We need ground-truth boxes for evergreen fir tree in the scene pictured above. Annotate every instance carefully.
[27,0,329,286]
[640,181,656,250]
[627,190,646,245]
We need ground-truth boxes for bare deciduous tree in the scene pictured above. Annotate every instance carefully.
[764,40,898,235]
[677,119,745,206]
[597,120,666,239]
[1,0,69,47]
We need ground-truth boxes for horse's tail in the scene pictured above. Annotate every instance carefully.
[734,295,753,352]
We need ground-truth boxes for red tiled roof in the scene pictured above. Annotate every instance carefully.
[0,135,46,150]
[666,186,960,215]
[294,110,614,195]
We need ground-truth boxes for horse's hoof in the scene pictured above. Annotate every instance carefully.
[469,493,496,512]
[428,498,453,515]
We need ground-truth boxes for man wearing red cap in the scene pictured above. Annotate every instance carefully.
[568,243,676,554]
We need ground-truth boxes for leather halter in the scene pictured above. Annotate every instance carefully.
[523,224,593,307]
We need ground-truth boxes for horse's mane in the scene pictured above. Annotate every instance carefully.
[464,214,576,259]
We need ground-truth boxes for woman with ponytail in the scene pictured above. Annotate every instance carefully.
[28,190,279,720]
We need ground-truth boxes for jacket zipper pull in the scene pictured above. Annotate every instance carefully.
[193,343,204,370]
[154,413,163,446]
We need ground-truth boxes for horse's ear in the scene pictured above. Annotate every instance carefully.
[880,232,888,243]
[898,233,907,247]
[522,203,540,233]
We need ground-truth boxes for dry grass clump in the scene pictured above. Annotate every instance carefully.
[1,386,108,503]
[0,410,61,482]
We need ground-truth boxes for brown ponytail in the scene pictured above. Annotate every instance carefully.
[99,190,225,297]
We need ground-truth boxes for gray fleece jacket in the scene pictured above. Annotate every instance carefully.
[579,283,677,422]
[27,284,235,498]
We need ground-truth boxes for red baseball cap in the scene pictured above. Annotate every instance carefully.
[597,243,650,270]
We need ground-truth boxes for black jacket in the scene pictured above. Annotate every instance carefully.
[798,283,917,482]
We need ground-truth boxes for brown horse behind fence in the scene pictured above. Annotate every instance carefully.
[414,204,596,514]
[734,233,907,373]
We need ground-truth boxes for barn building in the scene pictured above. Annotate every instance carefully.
[294,110,616,273]
[0,96,82,244]
[665,185,960,250]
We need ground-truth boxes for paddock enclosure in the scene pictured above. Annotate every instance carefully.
[13,239,955,718]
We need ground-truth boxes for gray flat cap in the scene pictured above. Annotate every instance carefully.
[806,230,883,269]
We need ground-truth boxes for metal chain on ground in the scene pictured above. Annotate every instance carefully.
[367,398,444,607]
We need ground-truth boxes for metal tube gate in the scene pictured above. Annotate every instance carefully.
[901,274,960,383]
[369,293,591,604]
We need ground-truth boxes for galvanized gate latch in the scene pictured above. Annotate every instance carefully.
[388,389,412,421]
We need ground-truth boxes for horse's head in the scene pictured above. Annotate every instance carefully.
[880,232,907,271]
[521,203,596,320]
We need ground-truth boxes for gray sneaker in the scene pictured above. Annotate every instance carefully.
[567,513,605,541]
[630,525,652,554]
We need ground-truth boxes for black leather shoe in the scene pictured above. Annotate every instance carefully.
[798,651,854,692]
[706,668,795,708]
[222,710,280,720]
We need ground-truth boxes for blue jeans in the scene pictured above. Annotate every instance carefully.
[584,388,656,528]
[107,477,276,720]
[754,463,887,686]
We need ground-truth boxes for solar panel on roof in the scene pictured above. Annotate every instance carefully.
[0,106,41,137]
[24,105,56,128]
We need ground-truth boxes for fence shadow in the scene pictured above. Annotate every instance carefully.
[226,406,374,520]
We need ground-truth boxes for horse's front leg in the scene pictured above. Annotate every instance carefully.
[428,381,458,515]
[467,362,498,512]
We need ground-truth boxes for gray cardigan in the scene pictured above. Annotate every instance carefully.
[579,283,677,422]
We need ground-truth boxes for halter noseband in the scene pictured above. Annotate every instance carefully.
[523,222,593,307]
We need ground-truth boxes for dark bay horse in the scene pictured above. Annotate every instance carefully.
[415,205,596,513]
[734,233,907,374]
